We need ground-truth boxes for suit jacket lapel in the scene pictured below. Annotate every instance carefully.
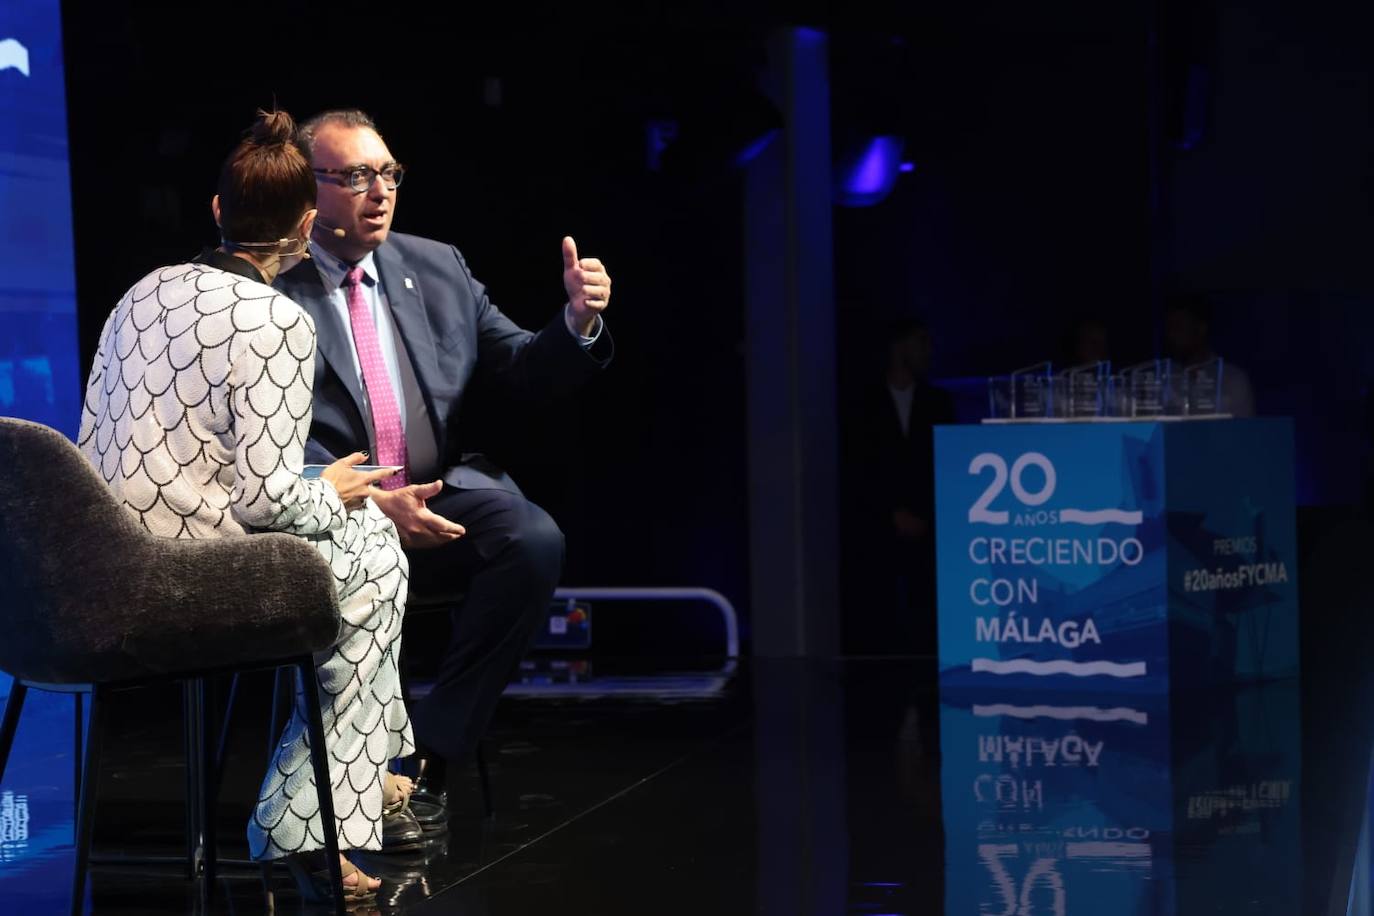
[375,243,444,449]
[287,265,369,423]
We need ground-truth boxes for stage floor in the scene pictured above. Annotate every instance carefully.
[0,644,1367,914]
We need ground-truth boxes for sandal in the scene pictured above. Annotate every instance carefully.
[383,770,415,816]
[262,851,381,909]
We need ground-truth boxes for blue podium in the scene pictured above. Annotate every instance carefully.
[934,419,1298,691]
[939,682,1301,913]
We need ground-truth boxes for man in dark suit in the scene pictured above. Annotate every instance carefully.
[846,320,952,655]
[275,109,613,833]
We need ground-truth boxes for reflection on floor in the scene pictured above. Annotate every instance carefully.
[0,652,1369,914]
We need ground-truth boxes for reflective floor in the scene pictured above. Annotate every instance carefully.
[0,648,1370,915]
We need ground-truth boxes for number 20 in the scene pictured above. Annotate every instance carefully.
[968,452,1056,524]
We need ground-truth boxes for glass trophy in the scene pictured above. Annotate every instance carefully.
[986,376,1013,420]
[1054,361,1110,418]
[1107,371,1130,417]
[1009,362,1053,419]
[1184,357,1224,416]
[1123,358,1171,417]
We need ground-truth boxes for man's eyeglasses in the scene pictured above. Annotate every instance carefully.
[313,163,405,193]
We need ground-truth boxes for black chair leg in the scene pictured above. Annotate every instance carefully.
[182,681,201,880]
[0,680,28,784]
[71,685,104,916]
[265,667,289,765]
[215,673,240,783]
[297,658,346,916]
[196,679,218,898]
[72,692,83,824]
[475,743,493,818]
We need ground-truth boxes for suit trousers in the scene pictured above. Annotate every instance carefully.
[404,485,564,761]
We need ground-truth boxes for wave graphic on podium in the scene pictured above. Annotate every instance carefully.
[0,39,30,77]
[972,703,1150,724]
[1059,507,1144,525]
[971,657,1148,677]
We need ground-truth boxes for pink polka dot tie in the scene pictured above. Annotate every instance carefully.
[344,266,408,489]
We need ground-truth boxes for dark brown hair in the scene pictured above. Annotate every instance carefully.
[216,109,316,246]
[297,109,380,160]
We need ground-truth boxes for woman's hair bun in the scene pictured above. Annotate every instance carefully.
[248,108,298,147]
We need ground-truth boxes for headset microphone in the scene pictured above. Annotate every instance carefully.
[314,219,347,238]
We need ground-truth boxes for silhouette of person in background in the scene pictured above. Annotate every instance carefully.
[1061,314,1111,367]
[1164,296,1256,417]
[848,320,954,655]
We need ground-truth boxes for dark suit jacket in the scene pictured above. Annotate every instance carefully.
[860,378,955,523]
[275,231,612,493]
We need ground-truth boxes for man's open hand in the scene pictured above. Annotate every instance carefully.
[370,480,466,549]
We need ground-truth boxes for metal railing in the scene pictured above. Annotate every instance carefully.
[552,587,740,658]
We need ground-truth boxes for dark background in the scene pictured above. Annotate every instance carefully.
[58,0,1374,650]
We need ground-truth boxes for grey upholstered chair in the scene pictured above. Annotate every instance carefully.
[0,417,349,916]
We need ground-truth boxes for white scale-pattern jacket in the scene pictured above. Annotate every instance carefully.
[79,262,346,539]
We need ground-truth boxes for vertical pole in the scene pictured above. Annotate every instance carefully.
[745,26,840,657]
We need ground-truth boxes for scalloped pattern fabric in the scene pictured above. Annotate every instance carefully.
[77,262,413,856]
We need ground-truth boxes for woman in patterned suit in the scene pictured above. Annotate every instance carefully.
[78,110,417,903]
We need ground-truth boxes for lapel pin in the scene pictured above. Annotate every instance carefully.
[404,277,414,290]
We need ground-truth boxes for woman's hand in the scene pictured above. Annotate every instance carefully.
[319,452,399,510]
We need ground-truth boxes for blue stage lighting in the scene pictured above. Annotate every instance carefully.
[835,135,905,206]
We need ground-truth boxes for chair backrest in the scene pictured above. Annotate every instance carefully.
[0,418,150,674]
[0,417,340,685]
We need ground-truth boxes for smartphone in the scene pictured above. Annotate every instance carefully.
[301,464,403,480]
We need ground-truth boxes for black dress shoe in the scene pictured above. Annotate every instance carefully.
[411,753,448,809]
[380,806,426,852]
[407,795,449,836]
